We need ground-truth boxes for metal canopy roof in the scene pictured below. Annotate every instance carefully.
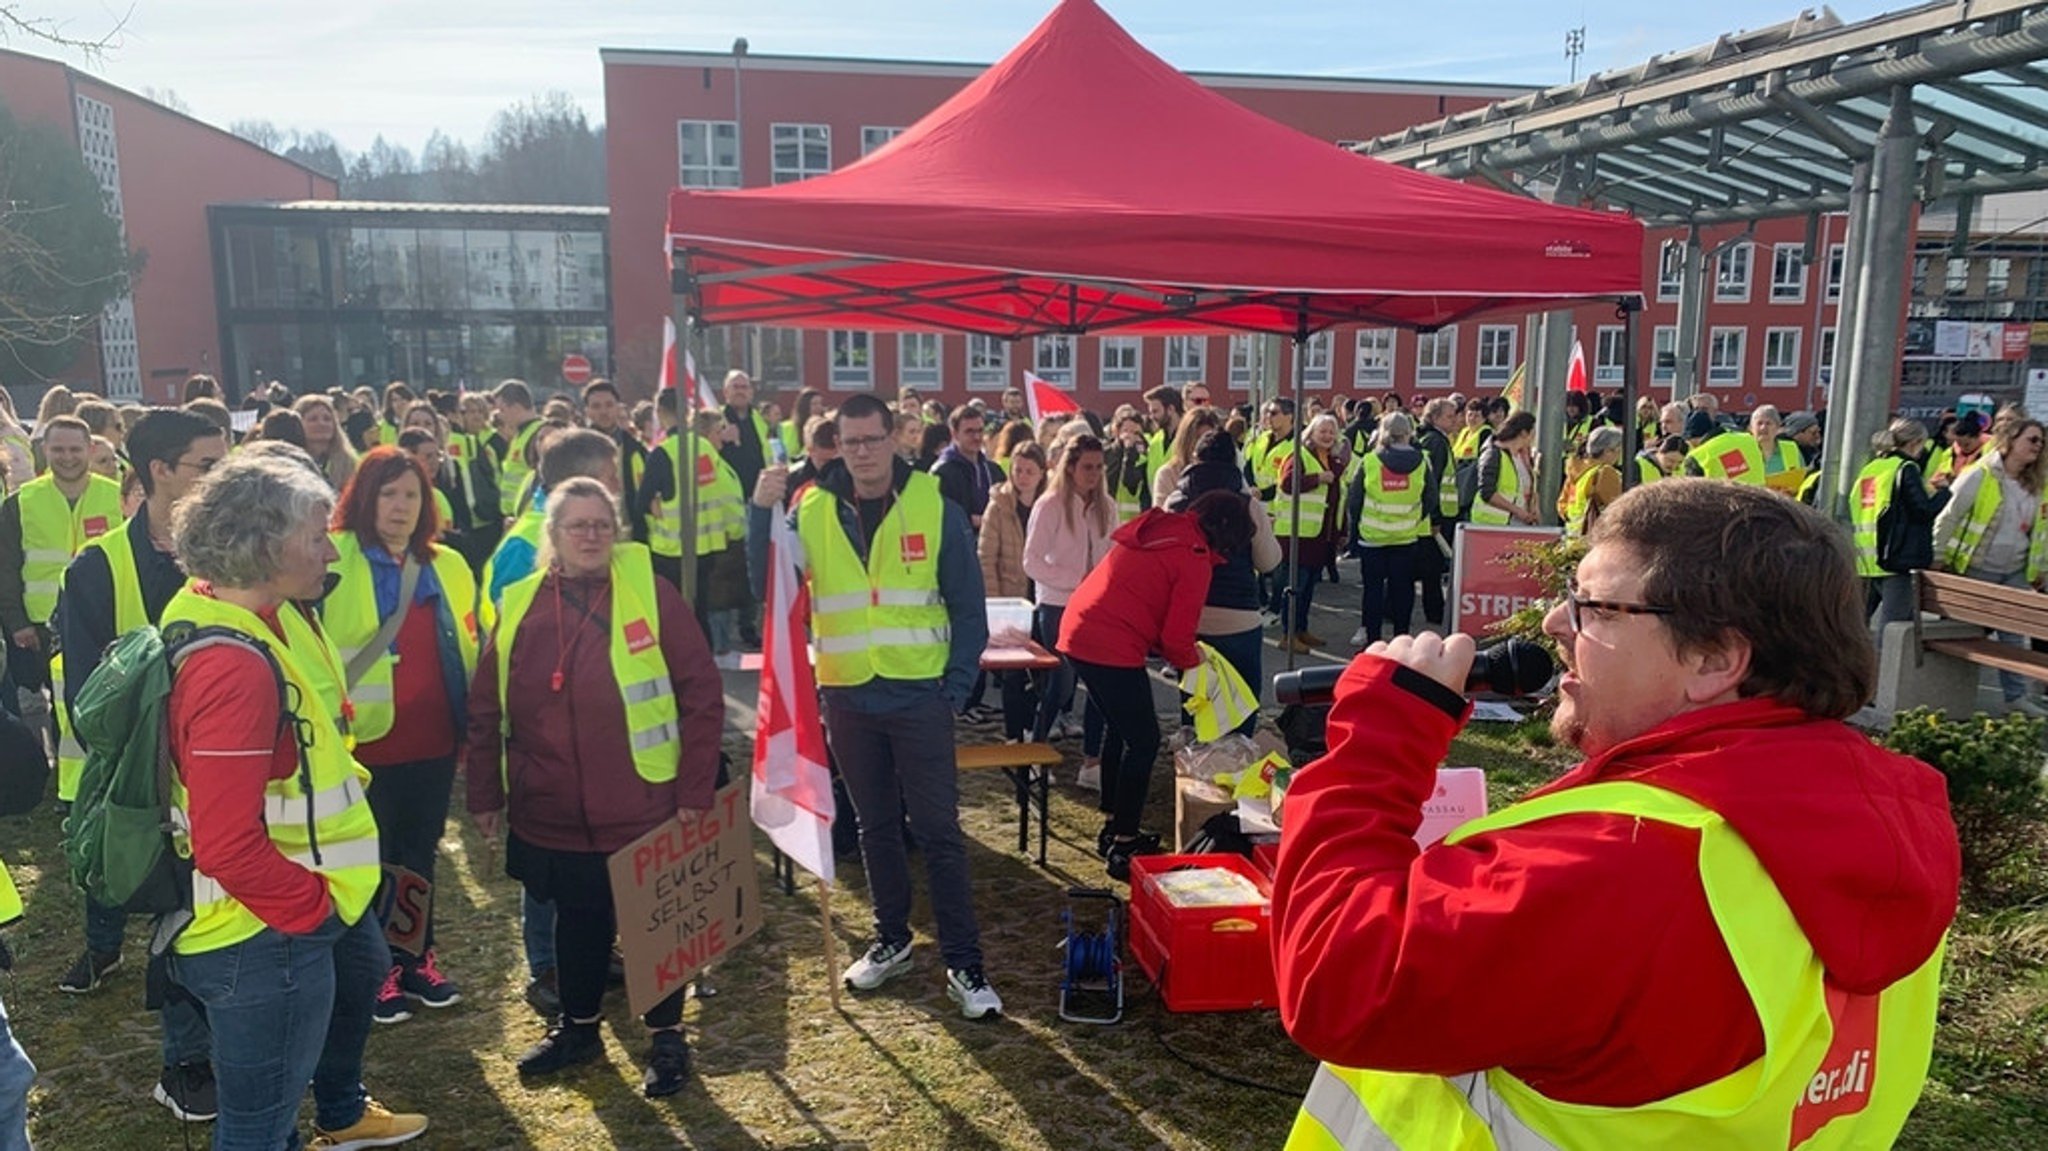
[1352,1,2048,226]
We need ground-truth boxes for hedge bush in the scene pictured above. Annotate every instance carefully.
[1882,708,2048,908]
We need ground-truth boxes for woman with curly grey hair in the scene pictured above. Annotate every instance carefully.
[162,453,429,1149]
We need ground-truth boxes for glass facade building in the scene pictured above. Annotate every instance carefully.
[207,201,610,398]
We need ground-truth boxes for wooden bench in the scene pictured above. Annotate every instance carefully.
[957,742,1063,867]
[1877,571,2048,716]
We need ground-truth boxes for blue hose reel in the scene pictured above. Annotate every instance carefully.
[1059,887,1124,1025]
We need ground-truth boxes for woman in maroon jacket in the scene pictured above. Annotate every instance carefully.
[466,478,723,1098]
[1059,491,1253,879]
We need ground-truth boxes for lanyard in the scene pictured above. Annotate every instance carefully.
[549,571,611,693]
[848,489,906,608]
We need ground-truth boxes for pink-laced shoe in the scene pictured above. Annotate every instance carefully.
[399,948,463,1009]
[372,965,413,1025]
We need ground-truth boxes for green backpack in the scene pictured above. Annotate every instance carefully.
[64,621,289,915]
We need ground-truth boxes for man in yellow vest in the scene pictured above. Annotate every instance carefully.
[0,417,120,701]
[753,392,1001,1021]
[52,408,225,1120]
[491,379,542,519]
[1273,481,1957,1150]
[1143,383,1185,481]
[1682,408,1768,485]
[0,861,29,1148]
[450,392,505,570]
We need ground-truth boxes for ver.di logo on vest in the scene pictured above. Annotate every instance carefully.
[899,533,928,564]
[83,516,110,536]
[624,618,657,654]
[1788,983,1878,1147]
[1720,450,1751,479]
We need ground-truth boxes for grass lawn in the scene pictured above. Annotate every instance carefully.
[2,710,2043,1148]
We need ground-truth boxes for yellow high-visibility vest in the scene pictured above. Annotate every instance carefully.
[162,589,383,956]
[1287,781,1943,1151]
[16,473,122,623]
[1354,453,1425,547]
[1849,457,1906,578]
[796,472,950,686]
[498,419,542,513]
[322,533,478,744]
[492,542,679,785]
[1470,450,1526,527]
[1272,444,1328,540]
[1762,438,1810,498]
[1943,467,2048,583]
[649,433,745,559]
[54,520,149,802]
[1688,431,1768,486]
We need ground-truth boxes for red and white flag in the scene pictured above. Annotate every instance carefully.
[1566,339,1589,394]
[659,317,720,413]
[751,511,835,882]
[1024,370,1081,425]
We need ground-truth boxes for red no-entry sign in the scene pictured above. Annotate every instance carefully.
[561,353,593,386]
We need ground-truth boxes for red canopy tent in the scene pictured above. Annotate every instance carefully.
[666,0,1644,339]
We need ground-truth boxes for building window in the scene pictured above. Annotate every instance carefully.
[968,335,1008,390]
[1770,244,1805,304]
[899,332,941,390]
[759,327,802,388]
[1911,256,1931,295]
[1715,242,1753,303]
[1164,336,1206,384]
[1986,256,2012,297]
[1352,329,1395,388]
[1652,325,1678,385]
[1100,337,1142,390]
[1228,334,1256,389]
[1416,328,1457,388]
[861,126,904,156]
[1301,332,1332,390]
[771,123,830,184]
[1034,334,1075,386]
[678,120,739,188]
[1945,256,1970,296]
[1817,327,1837,387]
[1826,243,1845,301]
[1594,325,1626,385]
[829,330,872,390]
[1658,239,1685,301]
[1474,325,1512,387]
[1708,327,1746,386]
[2028,257,2048,301]
[1762,328,1800,387]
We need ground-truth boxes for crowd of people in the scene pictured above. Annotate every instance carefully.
[0,363,2009,1149]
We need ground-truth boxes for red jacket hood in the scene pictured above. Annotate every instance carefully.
[1541,698,1960,994]
[1110,506,1217,559]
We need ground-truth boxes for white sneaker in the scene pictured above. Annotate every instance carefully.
[946,966,1004,1020]
[842,938,914,991]
[1075,759,1101,789]
[1350,626,1372,646]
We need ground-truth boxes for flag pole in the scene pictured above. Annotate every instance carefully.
[820,876,840,1011]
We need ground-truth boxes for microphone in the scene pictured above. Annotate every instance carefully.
[1272,637,1555,707]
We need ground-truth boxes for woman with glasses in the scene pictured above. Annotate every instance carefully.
[1932,412,2048,716]
[323,446,479,1025]
[466,478,723,1096]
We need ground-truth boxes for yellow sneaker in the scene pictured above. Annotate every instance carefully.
[310,1098,428,1149]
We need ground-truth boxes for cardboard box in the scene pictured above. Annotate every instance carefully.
[1175,776,1235,852]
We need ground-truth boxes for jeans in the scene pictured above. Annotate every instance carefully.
[1032,604,1104,756]
[1963,564,2035,701]
[85,899,212,1067]
[742,504,771,636]
[0,992,32,1151]
[1196,626,1263,738]
[1071,659,1162,837]
[823,690,983,970]
[1413,529,1449,625]
[522,891,557,978]
[170,912,390,1149]
[364,757,456,956]
[1358,543,1416,646]
[1273,551,1319,634]
[1866,574,1916,654]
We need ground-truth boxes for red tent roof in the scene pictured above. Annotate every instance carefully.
[667,0,1643,338]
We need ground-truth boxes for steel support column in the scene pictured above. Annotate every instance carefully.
[1673,232,1706,401]
[1532,168,1581,523]
[1834,88,1919,521]
[1818,158,1872,518]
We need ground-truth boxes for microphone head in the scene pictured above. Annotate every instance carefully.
[1480,637,1556,696]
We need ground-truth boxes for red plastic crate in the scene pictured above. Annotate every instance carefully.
[1128,853,1277,1013]
[1251,842,1279,880]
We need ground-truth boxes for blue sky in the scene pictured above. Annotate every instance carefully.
[19,0,1894,153]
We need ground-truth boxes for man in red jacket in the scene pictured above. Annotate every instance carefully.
[1273,480,1960,1149]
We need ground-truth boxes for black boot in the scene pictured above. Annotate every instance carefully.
[643,1030,691,1098]
[517,1019,603,1077]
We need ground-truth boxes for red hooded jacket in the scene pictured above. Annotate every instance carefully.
[1272,655,1960,1107]
[1057,508,1217,671]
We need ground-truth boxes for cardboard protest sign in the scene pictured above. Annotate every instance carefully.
[608,782,764,1016]
[1449,524,1561,640]
[373,865,430,957]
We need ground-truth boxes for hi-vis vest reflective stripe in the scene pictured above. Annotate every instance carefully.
[0,861,20,928]
[1470,452,1524,526]
[1273,445,1329,540]
[499,419,541,510]
[1943,467,2048,583]
[1563,463,1619,538]
[479,508,546,634]
[324,533,479,744]
[162,589,383,957]
[1763,439,1809,498]
[1689,431,1768,486]
[1355,453,1425,547]
[18,473,122,623]
[493,542,680,785]
[54,521,150,803]
[796,472,951,686]
[650,433,744,558]
[1287,781,1944,1151]
[1850,457,1906,578]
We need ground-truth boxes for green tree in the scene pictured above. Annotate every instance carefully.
[0,96,130,387]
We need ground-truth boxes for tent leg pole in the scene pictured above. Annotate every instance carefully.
[1284,312,1308,673]
[1621,300,1641,490]
[679,312,705,605]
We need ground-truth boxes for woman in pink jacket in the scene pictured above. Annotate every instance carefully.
[1023,433,1114,784]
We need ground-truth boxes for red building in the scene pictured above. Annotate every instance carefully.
[603,48,1844,415]
[0,49,337,404]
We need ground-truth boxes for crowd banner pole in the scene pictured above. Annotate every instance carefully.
[1621,300,1642,489]
[821,877,841,1012]
[679,316,707,604]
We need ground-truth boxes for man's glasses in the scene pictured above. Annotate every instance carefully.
[174,456,220,474]
[1557,575,1674,634]
[841,434,891,454]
